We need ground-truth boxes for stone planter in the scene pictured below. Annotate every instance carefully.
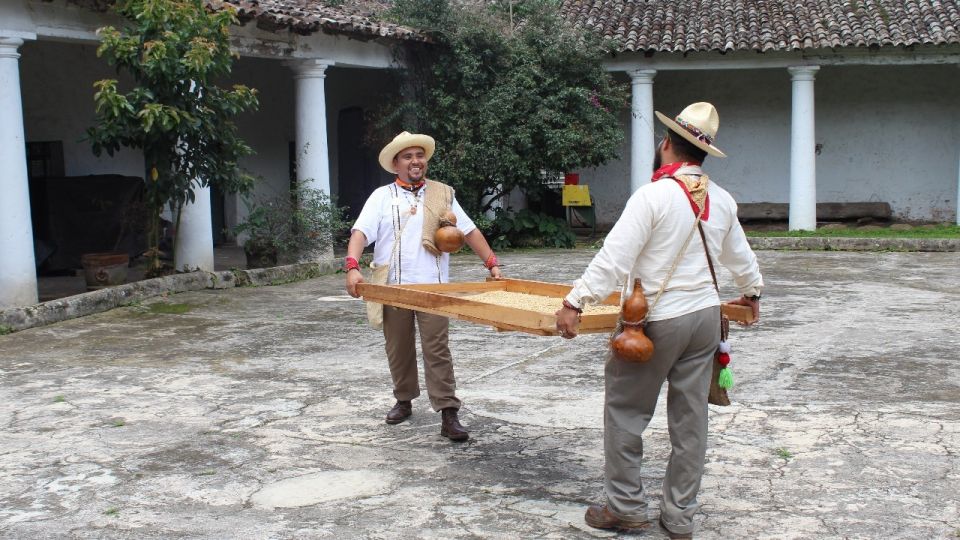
[244,246,278,269]
[80,252,130,291]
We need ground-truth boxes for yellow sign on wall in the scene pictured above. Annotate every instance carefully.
[562,185,591,206]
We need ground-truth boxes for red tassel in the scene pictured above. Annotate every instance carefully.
[718,352,731,367]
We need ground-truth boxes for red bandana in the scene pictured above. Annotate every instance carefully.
[651,161,709,220]
[395,177,424,192]
[650,161,696,182]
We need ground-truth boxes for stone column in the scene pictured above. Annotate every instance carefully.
[288,59,334,261]
[289,59,333,195]
[173,183,214,272]
[0,37,38,308]
[788,66,819,231]
[629,69,657,193]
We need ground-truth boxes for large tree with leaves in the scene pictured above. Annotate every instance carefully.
[381,0,627,217]
[87,0,258,274]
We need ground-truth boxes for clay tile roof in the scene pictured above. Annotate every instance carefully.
[63,0,426,42]
[558,0,960,53]
[215,0,426,41]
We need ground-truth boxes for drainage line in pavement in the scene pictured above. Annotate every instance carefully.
[464,342,564,384]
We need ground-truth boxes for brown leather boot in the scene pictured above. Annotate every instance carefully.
[584,505,650,531]
[440,408,469,441]
[385,400,412,424]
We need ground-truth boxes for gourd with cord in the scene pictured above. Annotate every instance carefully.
[610,278,655,362]
[435,210,465,253]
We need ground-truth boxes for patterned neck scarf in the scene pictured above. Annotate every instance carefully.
[651,161,710,221]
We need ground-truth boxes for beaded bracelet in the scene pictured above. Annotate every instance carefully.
[562,299,583,313]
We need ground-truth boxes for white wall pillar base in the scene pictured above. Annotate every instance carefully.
[174,184,215,272]
[288,59,334,261]
[0,37,38,308]
[629,69,657,193]
[788,66,819,231]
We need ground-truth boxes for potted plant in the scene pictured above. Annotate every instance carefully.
[234,185,349,268]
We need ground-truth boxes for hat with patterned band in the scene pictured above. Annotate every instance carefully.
[654,102,727,158]
[378,131,436,173]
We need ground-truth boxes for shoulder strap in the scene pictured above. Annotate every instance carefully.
[698,219,729,341]
[698,223,719,294]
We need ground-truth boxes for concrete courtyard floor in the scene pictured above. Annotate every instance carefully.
[1,249,958,539]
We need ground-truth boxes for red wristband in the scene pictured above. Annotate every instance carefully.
[344,257,360,272]
[484,253,499,269]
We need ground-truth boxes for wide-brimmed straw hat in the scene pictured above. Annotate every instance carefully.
[655,102,726,158]
[378,131,436,173]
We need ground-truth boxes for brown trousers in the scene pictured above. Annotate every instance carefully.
[382,306,461,411]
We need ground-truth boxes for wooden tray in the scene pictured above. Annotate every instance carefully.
[357,278,754,336]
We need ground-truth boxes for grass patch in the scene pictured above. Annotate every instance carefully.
[198,470,216,476]
[774,447,793,460]
[111,419,126,428]
[104,507,120,517]
[148,302,194,315]
[747,225,960,239]
[53,395,66,403]
[0,325,13,335]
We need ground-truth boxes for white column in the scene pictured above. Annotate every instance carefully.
[0,37,38,308]
[174,183,214,272]
[288,59,334,261]
[629,69,657,193]
[290,59,333,196]
[788,66,819,231]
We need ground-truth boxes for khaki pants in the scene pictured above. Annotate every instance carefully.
[382,306,461,411]
[603,305,719,536]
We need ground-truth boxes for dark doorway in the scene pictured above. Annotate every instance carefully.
[211,185,226,245]
[337,107,388,220]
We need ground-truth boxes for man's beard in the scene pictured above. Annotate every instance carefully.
[652,147,662,171]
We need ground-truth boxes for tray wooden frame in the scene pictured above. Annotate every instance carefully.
[357,278,754,336]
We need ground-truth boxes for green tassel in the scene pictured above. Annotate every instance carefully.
[718,367,734,389]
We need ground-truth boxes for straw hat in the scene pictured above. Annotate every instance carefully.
[654,102,727,158]
[378,131,436,173]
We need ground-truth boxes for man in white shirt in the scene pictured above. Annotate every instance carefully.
[555,103,763,538]
[345,131,502,442]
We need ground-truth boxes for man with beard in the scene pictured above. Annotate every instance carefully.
[345,131,502,442]
[555,103,763,538]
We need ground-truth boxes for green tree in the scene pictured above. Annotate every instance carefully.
[87,0,259,274]
[381,0,627,218]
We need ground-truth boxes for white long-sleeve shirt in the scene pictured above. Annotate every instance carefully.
[565,165,763,322]
[352,182,476,285]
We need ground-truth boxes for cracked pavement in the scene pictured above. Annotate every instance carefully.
[1,249,958,539]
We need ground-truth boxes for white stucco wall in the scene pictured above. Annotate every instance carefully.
[20,40,144,178]
[580,64,960,226]
[228,56,296,229]
[19,35,958,232]
[227,62,397,229]
[18,41,398,236]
